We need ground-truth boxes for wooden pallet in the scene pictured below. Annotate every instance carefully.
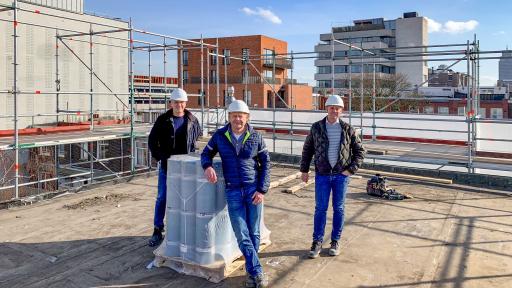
[153,241,271,283]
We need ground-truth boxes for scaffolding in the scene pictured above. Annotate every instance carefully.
[1,1,512,203]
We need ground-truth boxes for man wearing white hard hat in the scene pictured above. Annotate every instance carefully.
[300,94,365,258]
[147,88,201,247]
[201,100,270,288]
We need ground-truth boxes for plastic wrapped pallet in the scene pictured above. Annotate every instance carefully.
[153,154,271,283]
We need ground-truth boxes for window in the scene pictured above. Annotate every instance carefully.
[244,90,252,106]
[182,50,188,66]
[349,50,362,57]
[317,80,331,88]
[135,140,148,167]
[318,52,331,59]
[334,65,347,73]
[264,70,273,78]
[424,106,434,114]
[457,107,465,116]
[80,142,89,160]
[264,48,273,65]
[58,144,65,158]
[210,50,217,65]
[182,70,188,84]
[317,66,331,74]
[491,108,503,119]
[334,50,347,58]
[438,107,449,115]
[97,141,109,159]
[242,69,249,82]
[210,70,217,83]
[478,107,486,118]
[351,65,362,73]
[223,49,231,65]
[242,48,250,64]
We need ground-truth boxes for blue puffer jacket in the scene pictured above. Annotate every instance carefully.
[201,124,270,193]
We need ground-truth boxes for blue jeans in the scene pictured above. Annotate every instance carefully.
[313,174,350,242]
[154,167,167,229]
[225,185,263,277]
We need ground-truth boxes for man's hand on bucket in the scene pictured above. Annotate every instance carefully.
[252,192,264,205]
[204,167,217,183]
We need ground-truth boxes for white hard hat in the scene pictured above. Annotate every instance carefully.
[228,99,250,114]
[325,95,344,108]
[170,88,188,101]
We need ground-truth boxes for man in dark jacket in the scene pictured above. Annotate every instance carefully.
[300,95,365,258]
[147,88,201,247]
[201,100,270,288]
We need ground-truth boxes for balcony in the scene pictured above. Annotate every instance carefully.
[262,58,293,70]
[188,76,282,85]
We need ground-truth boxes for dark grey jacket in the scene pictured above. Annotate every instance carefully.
[300,117,365,175]
[148,109,201,171]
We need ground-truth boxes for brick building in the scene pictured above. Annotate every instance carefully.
[178,35,313,110]
[428,65,469,87]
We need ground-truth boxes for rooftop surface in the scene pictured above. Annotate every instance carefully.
[1,165,511,287]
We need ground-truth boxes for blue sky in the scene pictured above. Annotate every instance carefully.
[87,0,511,86]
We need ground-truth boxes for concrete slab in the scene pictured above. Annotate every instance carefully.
[1,167,512,287]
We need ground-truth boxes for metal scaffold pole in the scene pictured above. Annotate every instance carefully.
[55,28,60,189]
[148,47,152,122]
[330,32,335,95]
[466,40,473,173]
[215,38,220,129]
[349,45,352,125]
[89,24,94,131]
[360,39,364,137]
[290,50,294,154]
[163,38,167,110]
[13,0,19,199]
[55,29,60,124]
[89,24,94,183]
[179,40,183,89]
[272,48,276,153]
[207,45,210,129]
[129,19,135,174]
[200,36,205,135]
[372,51,376,141]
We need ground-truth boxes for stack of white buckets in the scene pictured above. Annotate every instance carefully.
[155,154,270,281]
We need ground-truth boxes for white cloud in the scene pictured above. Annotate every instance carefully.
[493,30,506,36]
[241,7,282,24]
[443,20,478,34]
[425,17,442,33]
[426,17,478,34]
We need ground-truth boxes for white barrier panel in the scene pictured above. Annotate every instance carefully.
[192,109,512,155]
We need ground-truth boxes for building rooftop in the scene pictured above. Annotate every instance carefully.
[1,165,511,287]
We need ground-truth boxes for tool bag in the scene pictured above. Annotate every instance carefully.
[366,174,406,200]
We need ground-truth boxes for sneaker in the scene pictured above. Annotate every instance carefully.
[328,240,340,256]
[245,273,256,288]
[254,273,269,288]
[148,227,164,247]
[308,240,323,259]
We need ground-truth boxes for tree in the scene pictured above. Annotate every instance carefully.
[341,73,430,113]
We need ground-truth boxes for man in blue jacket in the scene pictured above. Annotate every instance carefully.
[201,100,270,288]
[148,88,201,247]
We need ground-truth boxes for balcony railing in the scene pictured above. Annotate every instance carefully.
[188,76,283,85]
[262,58,293,69]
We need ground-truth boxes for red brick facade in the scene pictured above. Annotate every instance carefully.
[178,35,312,109]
